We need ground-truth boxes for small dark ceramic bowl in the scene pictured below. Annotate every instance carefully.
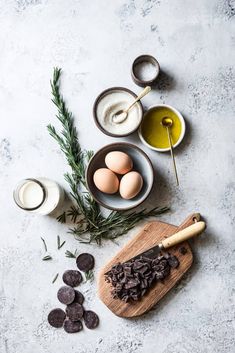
[131,54,160,87]
[93,87,144,138]
[86,143,154,211]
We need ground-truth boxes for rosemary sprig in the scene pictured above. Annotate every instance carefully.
[41,237,47,252]
[47,67,169,244]
[52,273,59,283]
[57,235,66,250]
[65,249,78,258]
[42,255,52,261]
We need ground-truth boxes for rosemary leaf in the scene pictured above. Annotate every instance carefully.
[65,249,78,258]
[57,235,66,250]
[41,237,47,252]
[52,273,59,283]
[42,255,52,261]
[57,212,67,223]
[67,205,81,223]
[59,240,66,249]
[85,270,94,282]
[57,235,60,249]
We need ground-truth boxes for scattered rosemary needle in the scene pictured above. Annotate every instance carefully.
[57,212,66,223]
[52,273,59,283]
[85,270,94,282]
[57,235,66,250]
[65,249,78,258]
[41,237,47,252]
[42,255,52,261]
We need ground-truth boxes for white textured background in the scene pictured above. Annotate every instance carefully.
[0,1,234,352]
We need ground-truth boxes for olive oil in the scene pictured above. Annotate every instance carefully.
[141,107,182,149]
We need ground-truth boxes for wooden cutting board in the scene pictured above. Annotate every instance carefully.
[98,213,200,318]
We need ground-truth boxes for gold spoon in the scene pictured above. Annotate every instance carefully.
[112,86,151,124]
[161,117,179,186]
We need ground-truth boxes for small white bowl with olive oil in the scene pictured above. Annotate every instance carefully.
[138,104,186,152]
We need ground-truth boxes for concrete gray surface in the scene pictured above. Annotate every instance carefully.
[0,0,235,352]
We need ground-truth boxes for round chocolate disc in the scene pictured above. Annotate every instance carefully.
[57,286,75,305]
[66,302,84,321]
[74,290,84,305]
[76,253,95,272]
[83,310,99,329]
[63,319,83,333]
[48,308,66,328]
[62,270,82,287]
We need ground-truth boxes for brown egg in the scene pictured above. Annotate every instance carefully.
[93,168,119,194]
[119,171,143,199]
[105,151,133,175]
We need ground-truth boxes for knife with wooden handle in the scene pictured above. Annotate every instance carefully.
[125,218,206,263]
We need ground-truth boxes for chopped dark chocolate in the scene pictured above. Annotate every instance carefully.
[105,252,180,302]
[57,286,75,305]
[83,310,99,329]
[48,308,66,328]
[63,319,83,333]
[179,246,187,255]
[76,253,95,272]
[66,302,84,321]
[62,270,82,287]
[168,255,179,268]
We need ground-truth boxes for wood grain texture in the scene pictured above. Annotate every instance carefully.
[98,214,199,318]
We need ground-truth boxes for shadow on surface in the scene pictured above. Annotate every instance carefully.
[153,69,175,92]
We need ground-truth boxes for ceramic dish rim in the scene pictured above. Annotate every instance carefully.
[85,142,154,211]
[138,104,186,152]
[93,87,144,138]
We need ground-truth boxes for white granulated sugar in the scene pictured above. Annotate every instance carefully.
[134,62,158,81]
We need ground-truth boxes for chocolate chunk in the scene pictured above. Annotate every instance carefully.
[132,261,144,270]
[76,253,94,272]
[160,259,168,267]
[66,302,84,321]
[168,255,179,268]
[131,294,139,301]
[155,271,164,280]
[62,270,82,287]
[124,278,139,289]
[141,278,148,288]
[122,295,129,302]
[152,258,160,265]
[179,246,187,255]
[163,266,170,277]
[63,319,83,333]
[124,266,132,275]
[83,310,99,329]
[57,286,75,305]
[73,290,84,305]
[48,308,66,328]
[138,265,149,275]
